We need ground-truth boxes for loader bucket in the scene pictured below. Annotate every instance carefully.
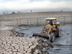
[33,33,49,39]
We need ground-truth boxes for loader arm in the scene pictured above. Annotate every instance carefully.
[41,26,45,33]
[41,24,53,35]
[45,25,53,34]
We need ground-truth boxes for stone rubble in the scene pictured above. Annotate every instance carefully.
[0,36,38,54]
[0,30,54,54]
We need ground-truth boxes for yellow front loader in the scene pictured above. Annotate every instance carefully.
[33,18,61,42]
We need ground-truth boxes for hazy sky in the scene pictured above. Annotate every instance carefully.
[0,0,72,13]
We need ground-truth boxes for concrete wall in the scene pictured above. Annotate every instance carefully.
[14,16,72,25]
[0,11,72,25]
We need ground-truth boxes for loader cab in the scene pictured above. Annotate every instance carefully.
[45,18,60,28]
[46,18,57,25]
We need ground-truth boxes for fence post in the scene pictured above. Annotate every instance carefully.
[40,17,41,25]
[71,16,72,23]
[19,18,20,24]
[64,16,65,24]
[37,17,38,25]
[57,17,59,22]
[27,18,28,25]
[17,18,18,26]
[30,18,31,25]
[29,18,31,25]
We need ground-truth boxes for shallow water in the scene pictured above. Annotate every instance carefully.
[15,26,43,37]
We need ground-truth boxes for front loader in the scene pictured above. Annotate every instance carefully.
[33,18,61,42]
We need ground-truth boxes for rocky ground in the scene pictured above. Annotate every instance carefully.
[0,30,53,54]
[0,24,72,54]
[0,21,53,54]
[0,36,38,54]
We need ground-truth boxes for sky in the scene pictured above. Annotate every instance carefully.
[0,0,72,13]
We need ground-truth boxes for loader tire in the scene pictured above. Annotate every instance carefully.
[49,33,55,42]
[57,29,61,37]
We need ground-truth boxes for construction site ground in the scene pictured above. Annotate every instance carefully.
[0,23,72,54]
[16,24,72,54]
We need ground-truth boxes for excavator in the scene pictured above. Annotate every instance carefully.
[33,18,61,42]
